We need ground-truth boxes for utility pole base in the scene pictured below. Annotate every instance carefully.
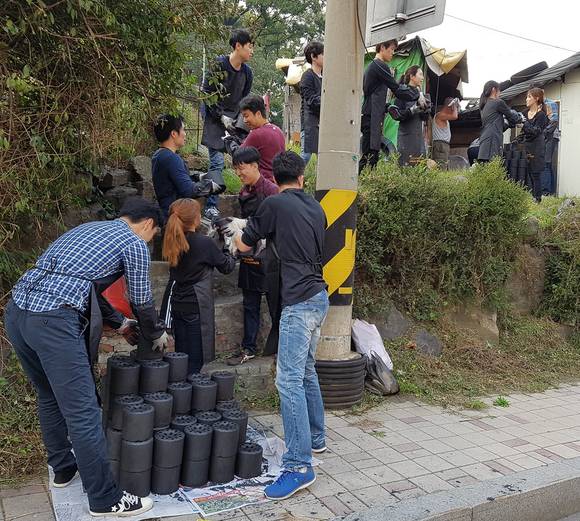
[316,306,358,360]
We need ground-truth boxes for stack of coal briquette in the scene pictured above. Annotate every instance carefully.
[102,353,262,496]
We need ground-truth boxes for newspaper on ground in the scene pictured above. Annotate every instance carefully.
[49,423,298,520]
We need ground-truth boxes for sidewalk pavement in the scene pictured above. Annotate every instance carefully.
[4,383,580,521]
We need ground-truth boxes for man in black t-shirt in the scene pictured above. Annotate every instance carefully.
[233,151,329,500]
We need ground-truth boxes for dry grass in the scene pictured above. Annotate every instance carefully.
[391,315,580,408]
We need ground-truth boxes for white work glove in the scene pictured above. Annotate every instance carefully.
[221,115,235,131]
[410,103,423,115]
[151,331,169,353]
[224,218,247,238]
[227,232,241,256]
[519,112,527,123]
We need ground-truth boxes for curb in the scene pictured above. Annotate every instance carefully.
[338,456,580,521]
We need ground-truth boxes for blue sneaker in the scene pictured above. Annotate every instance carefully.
[264,467,316,500]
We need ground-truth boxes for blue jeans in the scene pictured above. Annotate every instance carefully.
[276,289,329,471]
[541,163,554,195]
[300,130,312,166]
[242,289,261,355]
[206,147,224,209]
[4,300,122,510]
[172,308,203,374]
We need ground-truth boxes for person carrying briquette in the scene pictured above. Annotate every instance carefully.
[224,146,279,366]
[162,198,236,374]
[520,87,549,203]
[432,97,460,169]
[201,28,254,220]
[152,114,222,222]
[223,95,285,183]
[299,40,324,165]
[4,197,169,517]
[360,38,420,171]
[389,65,431,166]
[477,80,523,163]
[229,151,329,500]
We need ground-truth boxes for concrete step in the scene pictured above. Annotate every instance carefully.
[214,293,272,355]
[206,355,276,394]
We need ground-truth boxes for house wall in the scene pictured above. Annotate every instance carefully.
[282,85,302,145]
[558,68,580,196]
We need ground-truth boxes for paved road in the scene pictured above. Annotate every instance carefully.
[4,384,580,520]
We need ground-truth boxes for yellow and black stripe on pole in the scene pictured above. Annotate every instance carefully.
[315,188,357,306]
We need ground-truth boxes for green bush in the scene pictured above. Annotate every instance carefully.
[540,205,579,326]
[355,159,530,319]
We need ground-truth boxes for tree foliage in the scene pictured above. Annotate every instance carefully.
[197,0,326,125]
[0,0,223,258]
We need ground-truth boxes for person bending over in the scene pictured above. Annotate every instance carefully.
[5,197,169,517]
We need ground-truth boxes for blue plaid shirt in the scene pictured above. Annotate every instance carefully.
[12,219,153,313]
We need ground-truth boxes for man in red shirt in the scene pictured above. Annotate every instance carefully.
[227,95,285,183]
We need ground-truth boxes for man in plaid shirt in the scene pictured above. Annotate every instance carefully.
[4,197,167,517]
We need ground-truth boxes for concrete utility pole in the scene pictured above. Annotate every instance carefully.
[315,0,367,360]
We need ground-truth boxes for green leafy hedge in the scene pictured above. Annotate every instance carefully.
[355,159,530,319]
[540,205,579,326]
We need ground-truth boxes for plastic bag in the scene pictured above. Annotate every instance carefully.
[351,319,393,370]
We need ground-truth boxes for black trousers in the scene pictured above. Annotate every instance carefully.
[360,115,380,172]
[529,170,542,202]
[242,289,262,355]
[172,309,203,374]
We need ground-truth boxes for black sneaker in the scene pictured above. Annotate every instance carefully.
[53,464,78,488]
[90,491,153,517]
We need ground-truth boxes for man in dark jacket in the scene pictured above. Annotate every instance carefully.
[226,146,278,365]
[360,39,419,171]
[4,197,167,517]
[152,114,221,220]
[233,151,329,500]
[201,28,254,220]
[300,41,324,165]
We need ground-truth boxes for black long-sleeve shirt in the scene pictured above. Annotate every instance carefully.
[362,58,418,116]
[241,189,326,307]
[170,232,235,312]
